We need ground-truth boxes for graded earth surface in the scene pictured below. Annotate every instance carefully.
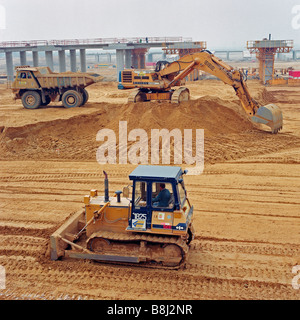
[0,77,299,300]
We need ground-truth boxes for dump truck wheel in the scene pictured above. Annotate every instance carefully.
[81,89,89,106]
[21,91,42,109]
[62,90,83,108]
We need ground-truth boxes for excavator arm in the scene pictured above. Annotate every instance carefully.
[158,50,283,132]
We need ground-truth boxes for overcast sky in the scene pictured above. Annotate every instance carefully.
[0,0,300,49]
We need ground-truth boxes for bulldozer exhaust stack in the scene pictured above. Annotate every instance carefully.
[103,171,109,202]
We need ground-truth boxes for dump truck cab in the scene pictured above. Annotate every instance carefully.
[12,67,40,95]
[128,165,193,239]
[12,67,51,93]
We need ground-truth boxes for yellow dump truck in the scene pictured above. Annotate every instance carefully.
[11,66,103,109]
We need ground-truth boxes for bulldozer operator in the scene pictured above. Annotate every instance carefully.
[152,183,171,207]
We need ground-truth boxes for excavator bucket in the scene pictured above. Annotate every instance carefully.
[251,104,283,133]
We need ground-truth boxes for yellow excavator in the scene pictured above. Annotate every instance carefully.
[118,50,283,133]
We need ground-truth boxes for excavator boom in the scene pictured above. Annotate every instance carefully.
[119,50,283,133]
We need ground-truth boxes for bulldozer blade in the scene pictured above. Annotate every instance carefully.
[251,104,283,133]
[50,210,85,260]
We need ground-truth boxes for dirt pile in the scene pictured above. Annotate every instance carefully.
[0,96,257,162]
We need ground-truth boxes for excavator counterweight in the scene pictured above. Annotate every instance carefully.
[118,50,283,133]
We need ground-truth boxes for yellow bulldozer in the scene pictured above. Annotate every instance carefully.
[50,165,195,269]
[118,50,283,134]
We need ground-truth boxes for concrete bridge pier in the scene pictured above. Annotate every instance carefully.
[20,51,27,66]
[124,49,132,68]
[70,49,77,72]
[107,53,112,64]
[45,51,54,70]
[116,49,125,78]
[58,50,66,72]
[5,51,14,82]
[131,48,148,69]
[32,51,39,67]
[80,49,86,72]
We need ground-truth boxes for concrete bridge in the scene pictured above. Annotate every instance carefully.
[0,36,204,81]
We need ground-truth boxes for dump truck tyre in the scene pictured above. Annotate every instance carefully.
[81,89,89,106]
[21,91,42,109]
[62,90,83,108]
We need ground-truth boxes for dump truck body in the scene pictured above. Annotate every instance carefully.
[12,66,103,109]
[50,165,195,269]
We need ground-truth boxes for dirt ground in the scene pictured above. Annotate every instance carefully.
[0,72,299,300]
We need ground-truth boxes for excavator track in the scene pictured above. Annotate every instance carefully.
[171,87,190,104]
[128,89,146,103]
[86,230,190,270]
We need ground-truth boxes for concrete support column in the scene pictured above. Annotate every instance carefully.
[58,50,66,72]
[116,49,125,80]
[5,51,14,82]
[45,51,54,70]
[20,51,27,66]
[32,51,39,67]
[70,49,77,72]
[80,49,86,72]
[131,53,139,69]
[139,54,146,69]
[226,51,230,61]
[107,53,111,64]
[124,49,132,68]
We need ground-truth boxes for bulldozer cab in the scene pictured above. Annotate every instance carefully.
[127,165,189,234]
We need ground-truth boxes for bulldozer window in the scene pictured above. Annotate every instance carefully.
[177,181,186,206]
[152,182,174,209]
[134,181,147,207]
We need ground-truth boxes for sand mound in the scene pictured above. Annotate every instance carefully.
[5,93,298,164]
[106,96,253,136]
[0,96,256,162]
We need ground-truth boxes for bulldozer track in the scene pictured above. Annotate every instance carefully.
[86,230,190,270]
